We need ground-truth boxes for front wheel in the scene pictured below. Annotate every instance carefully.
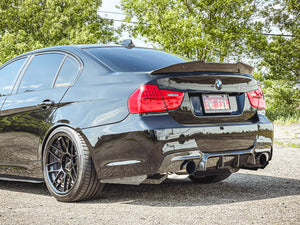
[42,126,104,202]
[189,172,232,184]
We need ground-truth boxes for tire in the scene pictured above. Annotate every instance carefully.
[189,172,232,184]
[42,126,104,202]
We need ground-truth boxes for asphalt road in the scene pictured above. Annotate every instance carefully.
[0,124,299,225]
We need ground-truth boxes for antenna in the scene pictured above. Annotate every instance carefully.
[121,39,135,49]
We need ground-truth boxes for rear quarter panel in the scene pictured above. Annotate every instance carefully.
[49,71,152,129]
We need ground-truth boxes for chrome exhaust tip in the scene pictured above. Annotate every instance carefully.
[256,153,269,167]
[180,160,196,175]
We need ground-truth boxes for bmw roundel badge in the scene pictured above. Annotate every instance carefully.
[215,79,222,90]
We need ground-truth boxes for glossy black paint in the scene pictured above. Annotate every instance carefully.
[0,45,273,184]
[80,112,273,180]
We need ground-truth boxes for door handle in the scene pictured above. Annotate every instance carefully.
[38,99,54,110]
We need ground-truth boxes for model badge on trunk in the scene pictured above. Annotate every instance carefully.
[215,79,222,90]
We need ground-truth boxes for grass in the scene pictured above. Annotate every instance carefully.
[273,116,300,125]
[274,140,300,148]
[287,142,300,148]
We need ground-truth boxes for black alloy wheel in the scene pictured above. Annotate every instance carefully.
[43,126,104,202]
[45,134,78,194]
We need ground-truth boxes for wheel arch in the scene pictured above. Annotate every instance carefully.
[37,123,98,179]
[38,123,84,161]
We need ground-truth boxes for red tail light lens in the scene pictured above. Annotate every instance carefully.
[247,86,266,109]
[128,84,184,114]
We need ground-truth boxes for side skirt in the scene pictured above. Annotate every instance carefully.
[0,174,44,183]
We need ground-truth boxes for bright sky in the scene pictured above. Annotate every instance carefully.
[99,0,151,47]
[100,0,122,16]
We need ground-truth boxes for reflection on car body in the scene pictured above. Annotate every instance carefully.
[0,41,273,202]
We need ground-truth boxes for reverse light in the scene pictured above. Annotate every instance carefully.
[128,84,184,114]
[247,85,266,109]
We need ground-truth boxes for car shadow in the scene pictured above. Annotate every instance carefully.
[0,179,50,196]
[0,172,299,206]
[92,172,300,206]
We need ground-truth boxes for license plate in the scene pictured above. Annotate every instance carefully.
[202,94,231,113]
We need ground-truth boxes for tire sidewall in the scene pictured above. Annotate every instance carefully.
[42,126,86,201]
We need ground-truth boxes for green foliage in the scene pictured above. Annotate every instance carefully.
[0,0,118,64]
[261,0,300,84]
[262,80,300,122]
[120,0,267,62]
[257,0,300,122]
[274,140,300,148]
[273,117,300,125]
[262,37,299,84]
[121,0,299,122]
[254,72,300,122]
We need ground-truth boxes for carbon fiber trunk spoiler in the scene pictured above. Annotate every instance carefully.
[151,61,254,76]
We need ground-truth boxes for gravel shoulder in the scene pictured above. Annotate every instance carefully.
[0,124,299,225]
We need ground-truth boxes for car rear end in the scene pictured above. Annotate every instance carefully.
[80,47,273,185]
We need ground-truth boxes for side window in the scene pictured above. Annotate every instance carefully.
[54,56,79,88]
[0,58,27,97]
[18,53,64,93]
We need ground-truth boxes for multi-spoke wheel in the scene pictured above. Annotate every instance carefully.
[43,126,104,202]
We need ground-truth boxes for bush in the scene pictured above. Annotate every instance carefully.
[262,80,300,122]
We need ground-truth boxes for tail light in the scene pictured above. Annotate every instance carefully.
[247,86,266,109]
[128,84,184,114]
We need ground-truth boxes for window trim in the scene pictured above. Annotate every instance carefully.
[0,56,30,97]
[14,51,82,94]
[51,54,81,89]
[51,55,67,88]
[13,54,34,95]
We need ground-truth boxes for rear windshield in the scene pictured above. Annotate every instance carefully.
[84,47,187,72]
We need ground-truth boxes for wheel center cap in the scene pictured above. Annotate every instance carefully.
[63,155,72,172]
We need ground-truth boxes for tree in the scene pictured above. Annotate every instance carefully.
[261,0,299,84]
[256,0,300,121]
[120,0,267,62]
[121,0,299,121]
[0,0,118,64]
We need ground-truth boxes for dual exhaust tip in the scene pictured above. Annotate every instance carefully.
[180,152,270,175]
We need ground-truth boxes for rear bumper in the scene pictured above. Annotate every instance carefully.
[81,113,273,184]
[158,146,272,174]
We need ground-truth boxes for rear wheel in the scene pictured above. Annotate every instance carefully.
[42,126,104,202]
[189,172,232,183]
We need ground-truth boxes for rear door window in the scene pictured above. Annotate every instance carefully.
[18,53,64,94]
[54,56,79,88]
[0,58,27,97]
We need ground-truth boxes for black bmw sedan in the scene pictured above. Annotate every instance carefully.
[0,42,273,202]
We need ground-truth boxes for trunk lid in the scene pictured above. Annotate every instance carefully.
[151,61,258,125]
